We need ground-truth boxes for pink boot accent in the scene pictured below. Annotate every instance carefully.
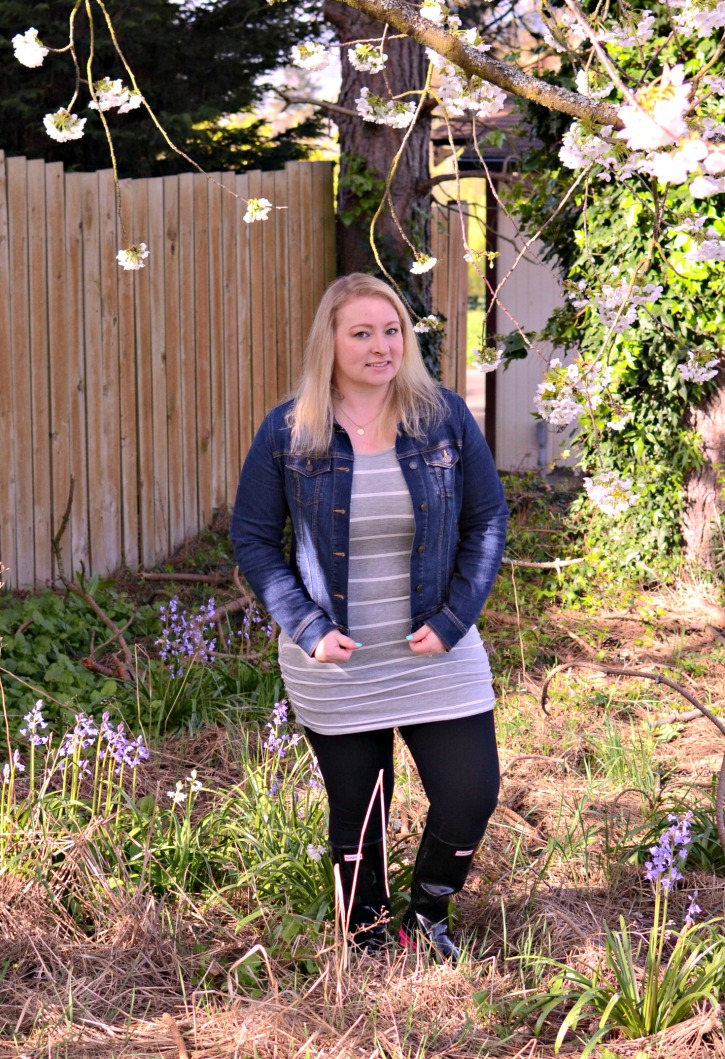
[399,924,418,951]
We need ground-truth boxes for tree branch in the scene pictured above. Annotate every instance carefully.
[337,0,622,126]
[275,89,358,119]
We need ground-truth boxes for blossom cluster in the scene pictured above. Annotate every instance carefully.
[291,42,332,71]
[264,699,323,796]
[348,43,387,74]
[19,700,49,747]
[413,315,445,334]
[678,349,720,383]
[89,77,142,114]
[43,108,87,143]
[156,596,217,677]
[12,27,49,68]
[410,252,437,274]
[168,769,203,805]
[243,197,273,223]
[645,812,693,891]
[594,276,663,333]
[117,243,149,271]
[355,87,417,129]
[599,10,655,47]
[583,471,640,515]
[534,358,612,427]
[473,346,504,373]
[426,36,507,120]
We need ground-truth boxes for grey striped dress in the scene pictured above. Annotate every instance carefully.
[278,447,495,735]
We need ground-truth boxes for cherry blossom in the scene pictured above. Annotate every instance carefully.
[355,87,416,128]
[12,27,49,68]
[598,10,655,47]
[678,350,720,383]
[291,42,332,71]
[410,253,437,274]
[420,1,448,25]
[348,43,387,73]
[43,108,87,142]
[243,197,273,223]
[116,243,149,270]
[413,315,445,333]
[617,65,691,151]
[89,78,143,113]
[583,471,640,515]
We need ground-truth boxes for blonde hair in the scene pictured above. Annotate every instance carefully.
[288,274,445,453]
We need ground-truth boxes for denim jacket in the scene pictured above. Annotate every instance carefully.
[231,388,508,656]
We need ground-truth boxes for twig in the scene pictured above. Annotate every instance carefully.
[51,476,75,583]
[64,581,135,679]
[652,708,703,728]
[161,1013,189,1059]
[502,556,585,570]
[139,571,228,584]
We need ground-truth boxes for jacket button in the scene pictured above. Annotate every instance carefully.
[417,544,425,554]
[409,460,418,470]
[415,584,424,593]
[420,502,428,511]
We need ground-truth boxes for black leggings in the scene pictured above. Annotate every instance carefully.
[305,710,500,848]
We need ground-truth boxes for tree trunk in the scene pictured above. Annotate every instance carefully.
[684,386,725,562]
[324,0,433,312]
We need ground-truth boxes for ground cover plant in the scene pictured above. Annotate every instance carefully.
[1,476,725,1058]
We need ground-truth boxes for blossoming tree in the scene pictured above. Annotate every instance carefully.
[10,0,725,559]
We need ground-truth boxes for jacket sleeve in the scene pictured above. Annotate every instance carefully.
[424,397,508,650]
[230,414,337,656]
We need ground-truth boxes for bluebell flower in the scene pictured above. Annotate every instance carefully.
[156,596,217,675]
[644,812,693,892]
[19,700,49,747]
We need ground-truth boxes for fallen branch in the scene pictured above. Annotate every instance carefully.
[161,1013,189,1059]
[541,659,725,853]
[139,571,228,584]
[502,556,585,570]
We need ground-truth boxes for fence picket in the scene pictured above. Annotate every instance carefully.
[0,160,481,590]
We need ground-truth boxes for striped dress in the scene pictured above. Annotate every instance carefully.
[278,447,495,735]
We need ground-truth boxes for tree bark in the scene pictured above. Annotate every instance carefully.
[684,387,725,561]
[324,0,433,310]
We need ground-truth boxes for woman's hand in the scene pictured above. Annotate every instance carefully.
[406,624,447,656]
[313,630,362,663]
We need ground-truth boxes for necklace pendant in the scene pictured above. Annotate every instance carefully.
[356,427,365,436]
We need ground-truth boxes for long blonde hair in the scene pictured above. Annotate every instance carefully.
[288,274,445,453]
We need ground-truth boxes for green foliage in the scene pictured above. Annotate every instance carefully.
[337,152,387,229]
[0,580,152,728]
[502,25,725,570]
[0,0,325,176]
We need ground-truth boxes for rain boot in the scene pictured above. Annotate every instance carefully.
[399,826,478,963]
[330,840,391,952]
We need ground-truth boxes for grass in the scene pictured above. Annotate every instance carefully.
[1,480,725,1057]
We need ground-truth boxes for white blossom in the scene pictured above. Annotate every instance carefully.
[678,349,720,382]
[648,138,708,185]
[420,0,448,25]
[542,10,589,52]
[574,70,614,99]
[348,43,387,73]
[167,780,187,805]
[243,197,273,223]
[426,47,506,120]
[410,253,437,274]
[12,27,49,67]
[413,314,445,333]
[584,471,640,515]
[704,149,725,175]
[474,347,504,372]
[598,10,655,47]
[89,78,142,113]
[306,843,326,860]
[355,87,417,128]
[595,276,663,332]
[186,769,203,793]
[607,413,632,431]
[704,75,725,95]
[43,108,87,143]
[689,174,725,197]
[535,358,614,426]
[291,42,332,71]
[684,224,725,261]
[669,0,725,37]
[116,243,149,270]
[617,65,691,151]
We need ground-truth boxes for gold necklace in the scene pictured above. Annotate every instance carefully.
[337,405,383,437]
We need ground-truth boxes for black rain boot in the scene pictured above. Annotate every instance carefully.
[399,826,478,963]
[330,840,391,953]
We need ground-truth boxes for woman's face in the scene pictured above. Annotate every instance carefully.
[332,296,404,396]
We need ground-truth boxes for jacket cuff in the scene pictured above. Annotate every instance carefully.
[294,613,339,657]
[424,606,468,652]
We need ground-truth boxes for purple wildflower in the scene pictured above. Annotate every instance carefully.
[644,812,693,892]
[156,597,217,676]
[98,713,149,773]
[685,891,701,926]
[19,700,49,747]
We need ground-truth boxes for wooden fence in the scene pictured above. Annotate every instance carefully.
[0,151,467,590]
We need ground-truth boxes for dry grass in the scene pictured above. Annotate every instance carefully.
[3,542,725,1057]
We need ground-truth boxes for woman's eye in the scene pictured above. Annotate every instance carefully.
[354,330,370,338]
[386,327,399,335]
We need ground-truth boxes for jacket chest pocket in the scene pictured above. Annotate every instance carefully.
[422,445,459,500]
[287,456,332,507]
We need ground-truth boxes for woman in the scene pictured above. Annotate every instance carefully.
[231,274,508,961]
